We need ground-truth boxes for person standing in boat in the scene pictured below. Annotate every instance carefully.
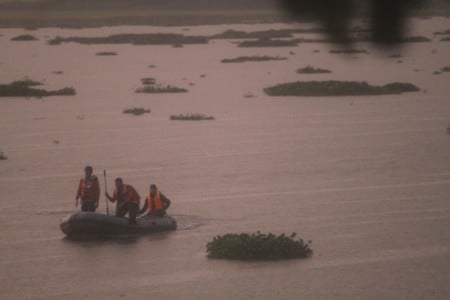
[140,184,171,217]
[75,166,100,212]
[105,177,140,224]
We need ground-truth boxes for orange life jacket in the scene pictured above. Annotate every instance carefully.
[78,176,99,202]
[114,184,140,205]
[147,191,163,213]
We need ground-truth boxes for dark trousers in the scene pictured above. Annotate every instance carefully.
[116,202,139,223]
[150,209,166,217]
[81,201,96,212]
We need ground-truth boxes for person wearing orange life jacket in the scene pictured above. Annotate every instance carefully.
[105,177,140,224]
[75,166,100,212]
[140,184,171,217]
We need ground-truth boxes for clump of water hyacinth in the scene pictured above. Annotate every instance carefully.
[170,113,214,121]
[123,107,151,116]
[297,65,332,74]
[264,80,420,97]
[206,232,313,260]
[0,79,75,97]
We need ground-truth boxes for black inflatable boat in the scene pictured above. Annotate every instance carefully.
[60,212,177,238]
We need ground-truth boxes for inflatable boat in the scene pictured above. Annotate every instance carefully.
[60,212,177,238]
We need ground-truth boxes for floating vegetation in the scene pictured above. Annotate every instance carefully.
[210,28,323,40]
[136,78,187,94]
[170,113,215,121]
[434,29,450,35]
[48,33,208,46]
[211,29,291,40]
[433,65,450,74]
[96,51,117,56]
[440,36,450,41]
[238,38,298,47]
[389,53,402,58]
[329,48,367,54]
[244,92,256,98]
[0,151,7,160]
[344,34,430,43]
[148,64,156,69]
[264,80,420,97]
[0,79,76,97]
[400,36,431,43]
[136,85,187,93]
[447,124,450,135]
[11,34,38,41]
[206,232,313,260]
[141,77,156,85]
[10,78,42,87]
[52,70,64,75]
[123,107,151,116]
[221,55,287,63]
[297,65,332,74]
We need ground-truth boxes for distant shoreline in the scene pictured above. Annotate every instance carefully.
[0,9,289,29]
[1,8,448,29]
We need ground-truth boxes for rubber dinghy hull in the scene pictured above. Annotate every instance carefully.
[60,212,177,237]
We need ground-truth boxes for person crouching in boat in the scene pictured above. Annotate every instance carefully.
[105,177,140,224]
[140,184,171,217]
[75,166,100,212]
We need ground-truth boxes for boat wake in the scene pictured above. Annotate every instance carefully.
[172,214,207,231]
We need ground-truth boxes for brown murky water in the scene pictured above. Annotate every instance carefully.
[0,18,449,299]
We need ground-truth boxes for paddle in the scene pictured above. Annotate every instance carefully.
[103,169,109,216]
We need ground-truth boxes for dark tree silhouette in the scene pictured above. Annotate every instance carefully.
[279,0,427,46]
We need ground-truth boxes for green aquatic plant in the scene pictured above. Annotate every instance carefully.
[0,79,75,97]
[400,36,431,42]
[206,232,313,260]
[238,38,298,47]
[123,107,151,116]
[11,34,38,41]
[136,77,187,94]
[221,56,287,63]
[96,51,117,56]
[264,80,420,97]
[211,29,293,40]
[170,113,214,121]
[297,65,332,74]
[48,33,208,46]
[329,48,367,54]
[136,85,187,93]
[434,30,450,35]
[141,77,156,85]
[9,78,43,87]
